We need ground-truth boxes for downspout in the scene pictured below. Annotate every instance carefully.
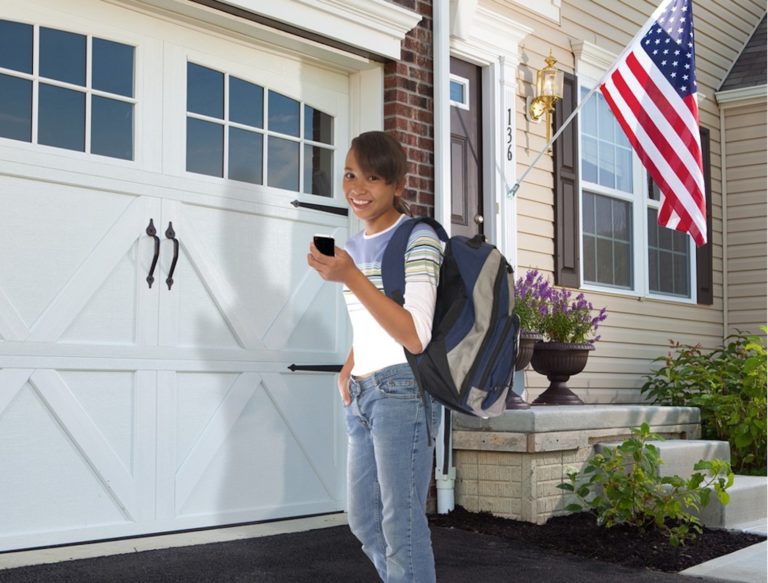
[433,0,455,514]
[719,107,729,340]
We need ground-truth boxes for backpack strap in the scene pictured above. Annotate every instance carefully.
[381,216,448,306]
[381,216,449,444]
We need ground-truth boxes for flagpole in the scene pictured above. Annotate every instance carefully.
[506,0,674,198]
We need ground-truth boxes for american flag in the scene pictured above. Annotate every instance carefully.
[600,0,707,246]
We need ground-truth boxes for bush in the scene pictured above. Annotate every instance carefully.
[559,423,733,546]
[641,332,767,475]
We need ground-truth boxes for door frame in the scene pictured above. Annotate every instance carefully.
[447,4,532,265]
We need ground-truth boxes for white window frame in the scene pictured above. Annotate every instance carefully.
[573,41,696,304]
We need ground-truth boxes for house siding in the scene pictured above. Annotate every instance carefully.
[723,101,767,337]
[483,0,765,402]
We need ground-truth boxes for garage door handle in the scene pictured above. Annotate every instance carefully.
[290,200,348,216]
[287,364,343,373]
[145,219,160,288]
[165,221,179,290]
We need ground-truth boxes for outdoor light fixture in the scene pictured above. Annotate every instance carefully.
[527,52,564,153]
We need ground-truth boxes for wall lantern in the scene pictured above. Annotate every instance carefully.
[527,52,564,153]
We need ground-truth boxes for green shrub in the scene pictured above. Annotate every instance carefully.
[641,332,767,475]
[559,423,733,547]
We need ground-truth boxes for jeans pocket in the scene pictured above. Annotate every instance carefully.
[377,377,419,400]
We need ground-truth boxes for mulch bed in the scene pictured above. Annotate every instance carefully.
[429,506,766,572]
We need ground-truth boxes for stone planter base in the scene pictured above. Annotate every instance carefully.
[451,405,701,524]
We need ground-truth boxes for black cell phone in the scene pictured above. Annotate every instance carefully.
[314,235,335,256]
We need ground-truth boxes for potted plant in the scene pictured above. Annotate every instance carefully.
[513,270,548,371]
[531,285,607,405]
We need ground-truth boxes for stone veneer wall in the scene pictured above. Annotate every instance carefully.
[451,407,702,524]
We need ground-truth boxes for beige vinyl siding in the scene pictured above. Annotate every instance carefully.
[724,102,767,337]
[485,0,765,402]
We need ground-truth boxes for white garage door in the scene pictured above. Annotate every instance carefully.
[0,0,352,551]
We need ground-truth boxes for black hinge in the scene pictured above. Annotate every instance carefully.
[287,364,343,373]
[291,200,348,216]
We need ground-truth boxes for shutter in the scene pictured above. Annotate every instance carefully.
[553,72,580,288]
[696,127,713,305]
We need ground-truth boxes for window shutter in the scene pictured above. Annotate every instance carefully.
[553,72,580,288]
[696,127,713,305]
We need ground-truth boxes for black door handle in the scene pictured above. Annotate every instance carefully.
[146,219,160,288]
[287,364,343,373]
[290,200,348,216]
[165,221,179,290]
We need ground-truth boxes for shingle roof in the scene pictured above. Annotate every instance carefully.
[720,15,767,91]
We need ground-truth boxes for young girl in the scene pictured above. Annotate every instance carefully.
[307,131,443,583]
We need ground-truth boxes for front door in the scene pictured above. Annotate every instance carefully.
[450,58,483,238]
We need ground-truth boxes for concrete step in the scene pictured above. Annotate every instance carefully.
[697,475,768,530]
[593,439,731,480]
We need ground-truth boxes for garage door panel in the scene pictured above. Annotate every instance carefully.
[0,372,136,538]
[60,248,141,346]
[172,371,340,520]
[0,180,137,334]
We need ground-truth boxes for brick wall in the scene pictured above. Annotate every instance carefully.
[386,0,435,217]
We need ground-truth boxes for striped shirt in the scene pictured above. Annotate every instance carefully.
[344,214,443,376]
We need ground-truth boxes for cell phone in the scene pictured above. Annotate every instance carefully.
[313,235,335,256]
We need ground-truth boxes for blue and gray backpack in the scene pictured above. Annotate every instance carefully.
[382,217,519,419]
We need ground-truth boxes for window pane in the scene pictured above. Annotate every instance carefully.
[583,234,597,282]
[304,105,333,144]
[187,63,223,119]
[38,84,84,151]
[268,91,300,137]
[616,147,632,193]
[598,142,615,189]
[0,20,33,73]
[92,96,133,160]
[581,91,597,136]
[187,118,223,177]
[598,97,613,141]
[582,136,598,183]
[673,254,690,296]
[595,194,613,237]
[93,38,134,97]
[596,237,613,285]
[230,77,263,128]
[582,191,595,233]
[613,199,630,241]
[229,127,263,184]
[267,136,299,190]
[0,74,32,142]
[648,209,690,297]
[614,241,631,287]
[304,144,333,196]
[40,28,86,86]
[450,80,465,104]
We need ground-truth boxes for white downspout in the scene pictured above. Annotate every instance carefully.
[433,0,455,514]
[719,107,729,340]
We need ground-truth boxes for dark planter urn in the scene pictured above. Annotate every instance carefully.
[515,330,544,371]
[530,342,595,405]
[505,330,543,410]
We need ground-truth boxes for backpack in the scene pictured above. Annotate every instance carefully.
[381,217,520,419]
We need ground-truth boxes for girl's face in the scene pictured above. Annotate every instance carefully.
[343,148,404,234]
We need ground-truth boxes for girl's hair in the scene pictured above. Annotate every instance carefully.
[350,131,411,215]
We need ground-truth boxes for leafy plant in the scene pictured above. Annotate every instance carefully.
[641,332,767,475]
[559,423,734,547]
[513,270,607,343]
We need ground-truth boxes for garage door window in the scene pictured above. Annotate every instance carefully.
[186,62,334,197]
[0,19,135,160]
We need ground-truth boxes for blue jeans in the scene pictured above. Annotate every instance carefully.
[345,363,443,583]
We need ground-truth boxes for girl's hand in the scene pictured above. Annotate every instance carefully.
[338,374,352,406]
[307,243,357,284]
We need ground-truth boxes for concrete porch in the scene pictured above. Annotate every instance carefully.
[451,405,701,524]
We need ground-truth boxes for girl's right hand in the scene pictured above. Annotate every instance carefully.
[338,375,352,406]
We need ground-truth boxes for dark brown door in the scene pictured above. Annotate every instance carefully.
[450,58,483,238]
